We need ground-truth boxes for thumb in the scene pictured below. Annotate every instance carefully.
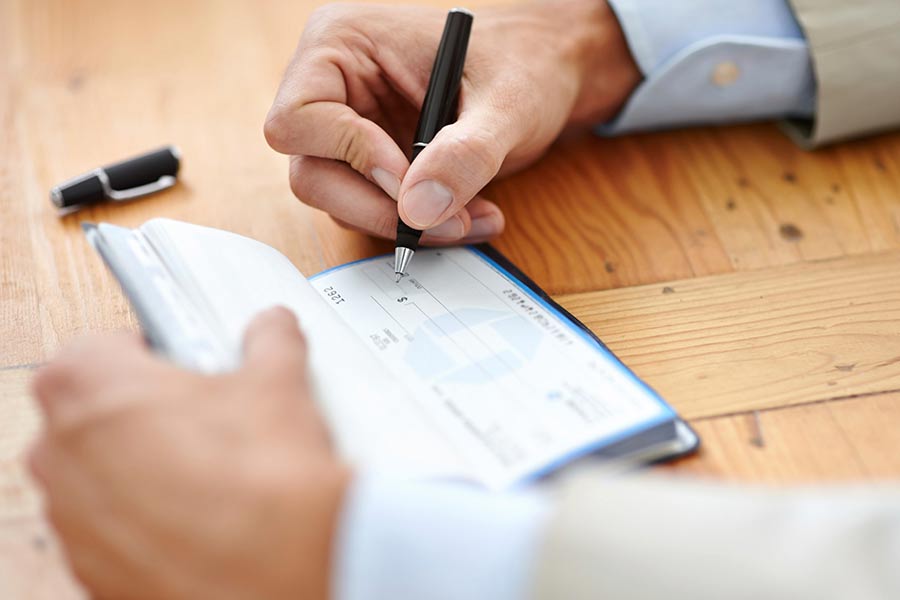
[398,108,516,230]
[242,306,308,378]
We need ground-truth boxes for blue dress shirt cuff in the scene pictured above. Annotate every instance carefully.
[334,476,551,600]
[603,0,816,134]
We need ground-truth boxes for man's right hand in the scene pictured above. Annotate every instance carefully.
[264,0,640,244]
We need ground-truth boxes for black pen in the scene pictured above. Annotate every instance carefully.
[394,8,473,281]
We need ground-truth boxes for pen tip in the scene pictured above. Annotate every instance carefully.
[393,247,414,281]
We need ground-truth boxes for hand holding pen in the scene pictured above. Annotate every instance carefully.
[265,1,640,247]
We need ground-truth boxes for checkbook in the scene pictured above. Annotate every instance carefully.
[85,219,698,490]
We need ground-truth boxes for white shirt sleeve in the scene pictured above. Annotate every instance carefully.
[333,473,900,600]
[534,475,900,600]
[603,0,816,133]
[333,476,550,600]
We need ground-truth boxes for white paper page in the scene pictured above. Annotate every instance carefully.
[311,248,674,488]
[139,219,465,480]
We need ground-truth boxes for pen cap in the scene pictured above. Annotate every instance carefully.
[104,146,180,193]
[50,146,181,209]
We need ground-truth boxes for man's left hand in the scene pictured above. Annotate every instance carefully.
[29,307,347,600]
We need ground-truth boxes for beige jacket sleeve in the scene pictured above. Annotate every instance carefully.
[784,0,900,146]
[533,474,900,600]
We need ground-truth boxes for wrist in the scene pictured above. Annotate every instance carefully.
[537,0,641,125]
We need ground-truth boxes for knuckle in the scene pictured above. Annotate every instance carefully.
[263,106,291,153]
[334,114,373,173]
[334,124,356,166]
[265,98,318,155]
[288,157,323,208]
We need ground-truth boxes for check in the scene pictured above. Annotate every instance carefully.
[312,247,677,486]
[86,219,697,489]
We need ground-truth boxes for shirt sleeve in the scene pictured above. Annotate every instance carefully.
[602,0,816,134]
[534,475,900,600]
[333,476,550,600]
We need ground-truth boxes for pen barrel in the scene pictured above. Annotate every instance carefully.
[104,146,180,192]
[396,9,472,252]
[412,9,473,147]
[396,219,423,250]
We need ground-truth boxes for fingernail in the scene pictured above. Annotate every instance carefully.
[371,167,400,200]
[468,216,500,239]
[426,216,465,239]
[403,180,453,228]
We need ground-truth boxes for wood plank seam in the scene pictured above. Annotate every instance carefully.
[688,386,900,422]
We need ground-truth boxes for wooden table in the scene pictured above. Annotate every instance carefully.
[3,0,899,596]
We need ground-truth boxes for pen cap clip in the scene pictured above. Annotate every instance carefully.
[99,172,177,202]
[101,146,180,201]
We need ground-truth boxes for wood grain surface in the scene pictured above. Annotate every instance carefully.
[558,249,900,418]
[2,0,900,597]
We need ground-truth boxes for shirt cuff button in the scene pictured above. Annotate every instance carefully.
[712,61,741,87]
